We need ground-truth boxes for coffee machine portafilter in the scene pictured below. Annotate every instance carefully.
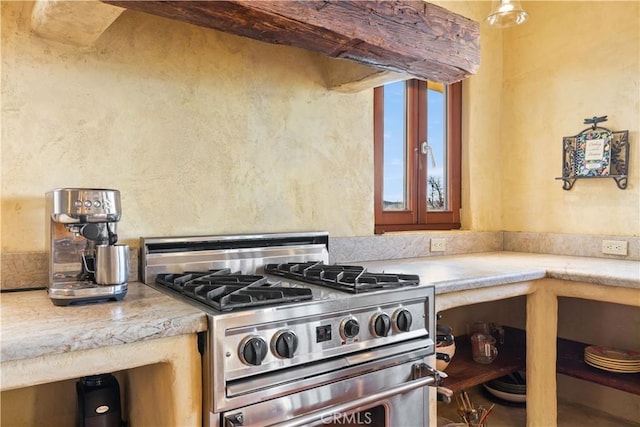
[46,188,129,306]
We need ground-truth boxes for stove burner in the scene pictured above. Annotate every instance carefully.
[155,269,313,311]
[264,262,420,293]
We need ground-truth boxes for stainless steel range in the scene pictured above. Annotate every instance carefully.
[140,231,442,427]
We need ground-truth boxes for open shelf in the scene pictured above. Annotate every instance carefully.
[557,337,640,395]
[441,327,526,392]
[441,327,640,395]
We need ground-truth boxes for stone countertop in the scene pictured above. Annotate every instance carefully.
[358,251,640,293]
[1,252,637,366]
[0,282,207,363]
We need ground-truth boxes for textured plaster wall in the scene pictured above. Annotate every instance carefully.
[500,1,640,236]
[3,1,637,256]
[433,1,505,232]
[1,2,374,252]
[444,0,640,237]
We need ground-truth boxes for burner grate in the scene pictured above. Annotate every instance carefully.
[155,271,313,311]
[264,262,420,293]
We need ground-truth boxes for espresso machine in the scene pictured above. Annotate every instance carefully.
[46,188,129,306]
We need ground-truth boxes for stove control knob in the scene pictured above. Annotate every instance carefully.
[340,318,360,339]
[394,309,413,332]
[239,336,268,366]
[272,330,298,359]
[371,313,391,337]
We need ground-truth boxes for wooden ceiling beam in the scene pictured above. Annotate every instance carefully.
[101,0,480,84]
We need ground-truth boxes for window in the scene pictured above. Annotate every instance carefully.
[374,79,462,233]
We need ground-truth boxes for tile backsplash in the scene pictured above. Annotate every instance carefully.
[1,250,139,291]
[329,231,503,263]
[2,231,637,290]
[503,232,639,261]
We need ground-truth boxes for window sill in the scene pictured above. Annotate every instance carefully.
[374,223,461,234]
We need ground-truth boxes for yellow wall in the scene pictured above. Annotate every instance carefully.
[1,1,638,254]
[434,1,506,232]
[1,2,377,252]
[441,0,640,236]
[500,1,639,235]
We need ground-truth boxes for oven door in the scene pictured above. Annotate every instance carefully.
[217,345,438,427]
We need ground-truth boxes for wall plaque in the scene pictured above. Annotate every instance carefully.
[557,116,629,190]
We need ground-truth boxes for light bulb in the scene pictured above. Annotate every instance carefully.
[487,0,528,28]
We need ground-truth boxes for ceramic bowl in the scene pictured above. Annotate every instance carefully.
[436,341,456,371]
[483,382,527,403]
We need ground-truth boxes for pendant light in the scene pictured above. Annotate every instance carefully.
[486,0,528,28]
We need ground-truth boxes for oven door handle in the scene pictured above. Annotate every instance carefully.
[264,366,438,427]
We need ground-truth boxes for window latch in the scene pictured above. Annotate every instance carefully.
[421,141,436,167]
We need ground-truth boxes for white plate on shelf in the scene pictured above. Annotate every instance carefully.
[483,383,527,403]
[584,358,640,373]
[585,346,640,362]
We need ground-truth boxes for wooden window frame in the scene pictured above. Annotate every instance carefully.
[374,80,462,234]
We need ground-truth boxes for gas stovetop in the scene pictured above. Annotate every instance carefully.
[264,261,420,293]
[155,269,313,311]
[153,262,420,312]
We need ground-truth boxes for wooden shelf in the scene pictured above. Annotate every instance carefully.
[441,327,640,395]
[557,337,640,395]
[441,327,525,392]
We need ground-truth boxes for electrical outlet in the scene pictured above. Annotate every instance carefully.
[431,238,446,252]
[602,240,628,256]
